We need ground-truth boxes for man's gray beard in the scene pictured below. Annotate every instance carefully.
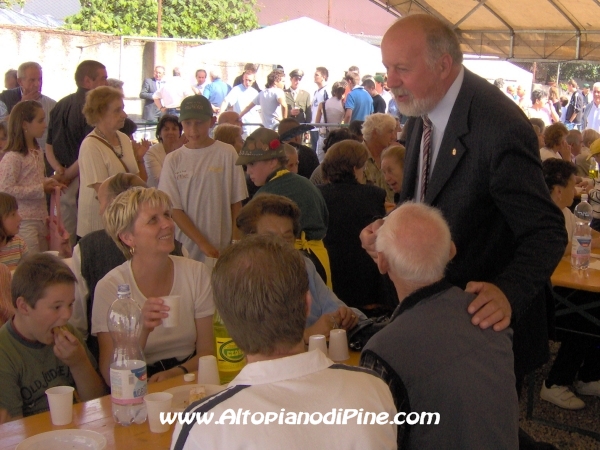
[393,91,439,117]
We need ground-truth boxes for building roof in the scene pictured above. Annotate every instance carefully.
[0,8,63,28]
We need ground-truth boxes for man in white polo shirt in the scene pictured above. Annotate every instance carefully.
[153,68,193,117]
[171,235,396,450]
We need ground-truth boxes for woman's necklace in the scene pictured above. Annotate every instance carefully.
[95,127,124,159]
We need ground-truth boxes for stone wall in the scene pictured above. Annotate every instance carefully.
[0,25,202,118]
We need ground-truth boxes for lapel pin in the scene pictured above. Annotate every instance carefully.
[452,148,457,156]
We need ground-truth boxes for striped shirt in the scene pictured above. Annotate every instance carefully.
[0,236,28,270]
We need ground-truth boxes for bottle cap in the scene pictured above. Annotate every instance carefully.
[184,373,196,382]
[117,284,131,295]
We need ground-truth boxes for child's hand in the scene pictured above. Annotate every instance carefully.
[53,327,86,369]
[132,140,150,160]
[43,178,67,194]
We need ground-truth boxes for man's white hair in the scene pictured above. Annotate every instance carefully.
[362,113,397,143]
[209,69,221,79]
[376,202,451,285]
[284,144,298,158]
[17,62,42,79]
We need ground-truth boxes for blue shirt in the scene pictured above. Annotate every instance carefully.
[304,256,366,327]
[203,78,232,107]
[345,86,373,121]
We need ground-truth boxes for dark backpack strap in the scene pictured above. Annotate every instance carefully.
[173,384,251,450]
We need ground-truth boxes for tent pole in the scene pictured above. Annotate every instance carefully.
[510,31,514,59]
[453,0,489,29]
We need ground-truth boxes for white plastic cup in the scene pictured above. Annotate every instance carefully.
[328,329,350,362]
[308,334,328,356]
[144,392,173,433]
[45,386,74,425]
[161,295,180,328]
[197,355,220,385]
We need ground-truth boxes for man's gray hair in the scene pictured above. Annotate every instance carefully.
[412,15,463,67]
[283,144,298,158]
[376,202,452,285]
[362,113,396,143]
[593,82,600,91]
[17,62,42,79]
[210,69,221,79]
[106,78,124,90]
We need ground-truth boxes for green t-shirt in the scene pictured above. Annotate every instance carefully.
[257,171,329,241]
[0,320,97,418]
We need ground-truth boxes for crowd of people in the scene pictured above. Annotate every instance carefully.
[0,12,598,450]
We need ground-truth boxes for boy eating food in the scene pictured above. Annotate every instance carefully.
[0,254,106,423]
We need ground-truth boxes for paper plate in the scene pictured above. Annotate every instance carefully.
[163,384,226,412]
[17,429,107,450]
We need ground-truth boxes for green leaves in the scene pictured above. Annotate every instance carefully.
[63,0,259,38]
[0,0,26,8]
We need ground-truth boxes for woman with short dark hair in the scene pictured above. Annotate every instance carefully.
[318,140,390,315]
[143,114,183,187]
[527,89,559,126]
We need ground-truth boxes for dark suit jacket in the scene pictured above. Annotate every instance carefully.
[566,89,585,124]
[319,181,388,310]
[285,89,312,123]
[140,77,159,121]
[0,87,22,114]
[582,101,599,130]
[400,68,567,376]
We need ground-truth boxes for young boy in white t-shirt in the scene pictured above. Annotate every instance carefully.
[158,95,248,263]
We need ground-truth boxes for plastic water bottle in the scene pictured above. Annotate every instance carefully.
[571,194,593,270]
[108,284,148,425]
[213,310,246,384]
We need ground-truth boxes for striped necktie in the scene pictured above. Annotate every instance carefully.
[420,114,432,202]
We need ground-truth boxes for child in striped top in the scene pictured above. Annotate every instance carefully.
[0,192,27,270]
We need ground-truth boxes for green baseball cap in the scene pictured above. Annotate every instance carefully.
[236,128,287,166]
[179,95,213,122]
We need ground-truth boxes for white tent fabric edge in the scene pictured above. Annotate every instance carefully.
[183,17,386,91]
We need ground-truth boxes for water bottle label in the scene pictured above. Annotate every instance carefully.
[110,363,147,405]
[215,337,245,371]
[574,236,592,254]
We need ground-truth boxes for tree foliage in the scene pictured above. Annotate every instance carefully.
[0,0,26,8]
[515,61,600,87]
[64,0,259,38]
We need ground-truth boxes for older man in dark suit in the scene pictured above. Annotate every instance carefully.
[139,66,165,121]
[360,15,566,443]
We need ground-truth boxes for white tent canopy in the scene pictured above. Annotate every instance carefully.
[463,58,533,90]
[183,17,386,91]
